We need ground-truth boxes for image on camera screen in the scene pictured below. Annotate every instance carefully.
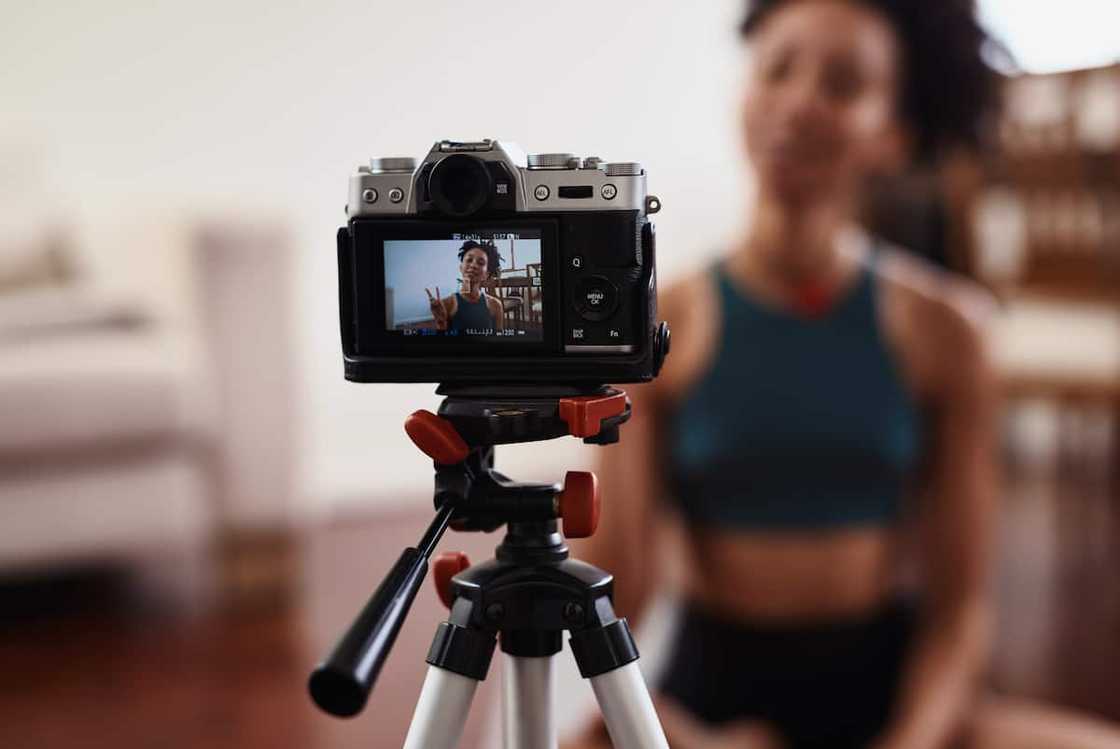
[384,230,544,340]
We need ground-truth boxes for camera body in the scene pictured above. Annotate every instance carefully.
[338,139,669,384]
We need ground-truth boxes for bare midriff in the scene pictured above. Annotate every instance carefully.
[680,525,900,622]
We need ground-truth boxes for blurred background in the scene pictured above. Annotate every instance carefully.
[1,1,1117,747]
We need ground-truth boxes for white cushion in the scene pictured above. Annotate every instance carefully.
[0,287,148,341]
[0,453,210,569]
[0,328,213,454]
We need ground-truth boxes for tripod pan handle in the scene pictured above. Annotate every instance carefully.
[308,547,428,717]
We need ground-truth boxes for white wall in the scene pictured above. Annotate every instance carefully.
[2,0,748,513]
[979,0,1120,73]
[11,1,1101,515]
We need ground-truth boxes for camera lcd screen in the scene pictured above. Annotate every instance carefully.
[383,230,545,342]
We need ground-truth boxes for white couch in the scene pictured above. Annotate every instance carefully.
[0,217,296,575]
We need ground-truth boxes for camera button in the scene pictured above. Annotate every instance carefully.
[601,184,617,200]
[574,276,618,322]
[361,188,378,204]
[534,185,550,201]
[571,256,583,269]
[388,187,404,203]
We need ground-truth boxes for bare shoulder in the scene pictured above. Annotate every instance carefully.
[875,245,997,390]
[660,268,717,326]
[651,267,722,405]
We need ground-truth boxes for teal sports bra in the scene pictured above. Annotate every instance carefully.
[666,254,921,529]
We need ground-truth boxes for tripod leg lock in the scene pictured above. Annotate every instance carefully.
[568,618,640,678]
[426,621,496,681]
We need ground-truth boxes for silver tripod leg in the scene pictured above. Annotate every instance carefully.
[501,655,556,749]
[402,665,480,749]
[589,661,670,749]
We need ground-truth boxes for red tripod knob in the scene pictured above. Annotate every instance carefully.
[432,551,471,609]
[558,392,628,438]
[405,410,470,465]
[558,471,600,539]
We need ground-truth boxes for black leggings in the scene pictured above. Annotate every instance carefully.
[658,597,917,749]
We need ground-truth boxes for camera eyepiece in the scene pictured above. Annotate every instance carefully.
[428,154,493,217]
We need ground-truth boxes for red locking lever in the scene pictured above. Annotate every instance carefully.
[558,391,628,438]
[432,551,471,609]
[405,410,470,465]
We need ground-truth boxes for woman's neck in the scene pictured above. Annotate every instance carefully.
[732,194,859,294]
[461,281,483,301]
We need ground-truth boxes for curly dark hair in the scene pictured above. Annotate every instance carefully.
[457,240,503,279]
[740,0,1008,162]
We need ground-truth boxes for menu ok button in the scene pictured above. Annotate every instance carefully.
[574,275,618,322]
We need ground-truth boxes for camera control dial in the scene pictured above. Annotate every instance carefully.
[528,153,579,170]
[574,276,619,322]
[605,162,642,177]
[370,157,416,174]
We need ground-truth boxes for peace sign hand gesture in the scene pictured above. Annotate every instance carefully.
[425,287,449,330]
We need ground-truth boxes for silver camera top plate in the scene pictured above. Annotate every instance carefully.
[347,140,652,218]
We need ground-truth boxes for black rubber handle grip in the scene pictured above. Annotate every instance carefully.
[308,547,428,717]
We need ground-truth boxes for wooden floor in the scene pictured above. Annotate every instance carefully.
[1,459,1117,748]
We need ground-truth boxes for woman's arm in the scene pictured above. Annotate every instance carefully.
[488,296,505,331]
[558,382,664,749]
[426,287,453,330]
[875,295,1000,749]
[561,275,721,749]
[569,379,663,624]
[443,295,457,322]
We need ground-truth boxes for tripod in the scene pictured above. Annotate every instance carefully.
[308,384,670,749]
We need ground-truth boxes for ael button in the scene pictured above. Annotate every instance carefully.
[573,275,618,322]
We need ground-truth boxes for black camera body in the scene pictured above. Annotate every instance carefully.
[338,139,669,384]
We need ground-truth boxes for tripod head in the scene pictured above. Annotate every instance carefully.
[308,384,630,717]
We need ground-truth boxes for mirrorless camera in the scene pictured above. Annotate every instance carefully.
[337,139,669,384]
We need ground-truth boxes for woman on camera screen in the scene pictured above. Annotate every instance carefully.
[426,240,505,334]
[567,1,1120,748]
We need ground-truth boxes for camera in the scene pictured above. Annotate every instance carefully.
[337,139,670,384]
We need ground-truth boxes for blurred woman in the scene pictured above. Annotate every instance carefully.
[566,1,1120,748]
